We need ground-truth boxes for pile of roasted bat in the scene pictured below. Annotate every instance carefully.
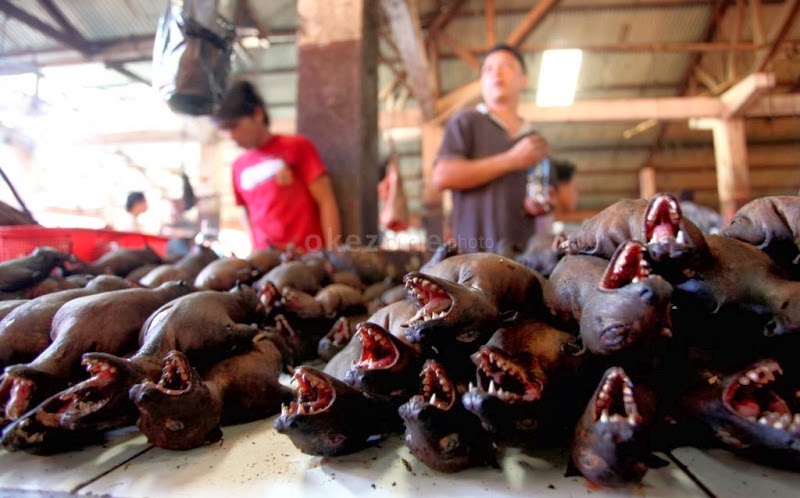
[0,194,798,490]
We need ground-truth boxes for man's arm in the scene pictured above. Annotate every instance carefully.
[432,133,549,191]
[308,174,342,249]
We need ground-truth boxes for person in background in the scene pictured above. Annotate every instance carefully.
[377,153,409,233]
[433,43,550,253]
[119,191,148,232]
[530,158,579,236]
[550,159,579,215]
[212,80,341,252]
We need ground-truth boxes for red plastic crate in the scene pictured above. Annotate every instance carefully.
[0,226,170,262]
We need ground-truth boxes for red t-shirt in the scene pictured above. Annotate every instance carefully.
[232,135,327,252]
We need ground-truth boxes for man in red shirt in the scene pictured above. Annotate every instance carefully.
[213,81,341,252]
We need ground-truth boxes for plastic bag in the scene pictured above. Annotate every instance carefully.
[152,0,235,115]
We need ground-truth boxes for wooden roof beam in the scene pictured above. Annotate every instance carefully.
[426,0,466,34]
[437,31,480,71]
[506,0,560,47]
[382,93,800,127]
[0,1,92,53]
[1,2,150,85]
[381,0,437,119]
[485,0,497,46]
[719,72,775,118]
[753,0,800,71]
[36,0,88,47]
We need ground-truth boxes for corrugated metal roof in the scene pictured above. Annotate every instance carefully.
[58,0,163,40]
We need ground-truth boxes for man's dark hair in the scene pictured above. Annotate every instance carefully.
[483,43,527,73]
[550,159,576,185]
[214,80,270,128]
[126,191,146,213]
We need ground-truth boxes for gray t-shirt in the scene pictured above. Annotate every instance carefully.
[436,105,539,253]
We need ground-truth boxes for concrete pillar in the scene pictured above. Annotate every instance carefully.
[296,0,378,242]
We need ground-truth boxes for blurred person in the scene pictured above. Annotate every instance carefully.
[433,43,550,253]
[212,80,341,252]
[531,158,579,236]
[117,191,148,232]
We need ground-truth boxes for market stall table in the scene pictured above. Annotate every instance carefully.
[1,417,796,497]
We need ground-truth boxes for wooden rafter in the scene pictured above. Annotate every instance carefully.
[506,0,560,47]
[424,0,467,98]
[37,0,86,47]
[426,0,466,34]
[485,0,496,47]
[439,40,788,55]
[427,36,441,97]
[752,0,800,72]
[437,30,480,70]
[380,93,800,128]
[381,0,437,119]
[749,0,766,45]
[641,0,732,170]
[0,1,91,52]
[727,0,745,80]
[0,1,149,85]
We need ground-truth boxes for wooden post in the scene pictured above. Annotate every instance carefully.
[296,0,378,242]
[690,117,751,222]
[710,118,751,222]
[639,166,657,199]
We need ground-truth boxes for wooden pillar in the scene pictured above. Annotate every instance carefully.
[296,0,378,242]
[420,121,444,240]
[639,166,657,199]
[689,117,752,223]
[710,118,751,222]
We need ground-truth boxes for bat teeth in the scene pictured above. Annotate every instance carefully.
[600,410,609,423]
[488,380,497,395]
[739,376,751,385]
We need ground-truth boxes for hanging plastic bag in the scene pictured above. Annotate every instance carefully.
[152,0,236,115]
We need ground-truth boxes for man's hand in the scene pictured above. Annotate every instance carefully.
[506,133,550,171]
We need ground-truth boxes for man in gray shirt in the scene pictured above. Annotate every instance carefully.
[433,44,550,253]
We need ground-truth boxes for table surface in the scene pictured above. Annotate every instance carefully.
[1,416,799,498]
